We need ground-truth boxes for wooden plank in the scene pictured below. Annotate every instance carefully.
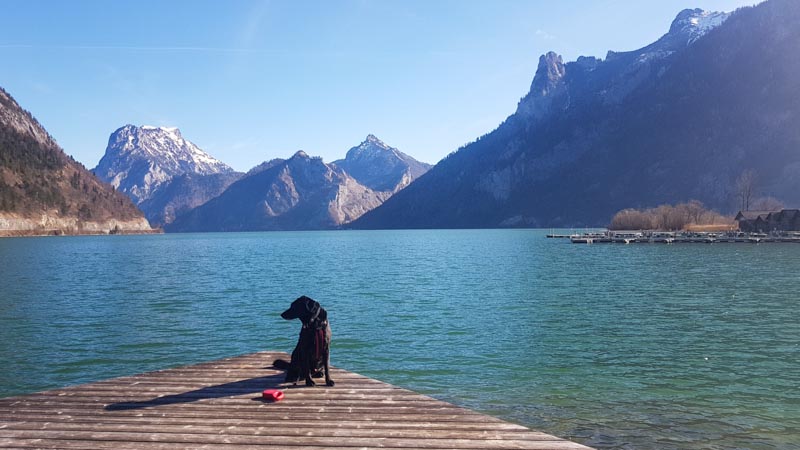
[0,351,592,450]
[0,431,585,449]
[0,415,530,431]
[0,439,587,450]
[0,407,506,424]
[0,422,559,441]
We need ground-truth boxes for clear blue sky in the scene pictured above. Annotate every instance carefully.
[1,0,762,172]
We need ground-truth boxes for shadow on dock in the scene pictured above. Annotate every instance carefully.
[105,373,285,410]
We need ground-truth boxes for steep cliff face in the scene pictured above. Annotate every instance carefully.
[516,52,568,122]
[0,87,155,236]
[354,1,800,228]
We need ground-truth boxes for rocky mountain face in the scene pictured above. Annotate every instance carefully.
[0,87,153,236]
[333,135,432,192]
[138,172,244,227]
[166,135,430,231]
[93,124,239,226]
[166,151,390,231]
[354,0,800,228]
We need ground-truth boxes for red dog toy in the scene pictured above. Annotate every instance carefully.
[262,389,284,402]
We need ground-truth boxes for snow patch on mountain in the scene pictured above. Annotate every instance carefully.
[670,8,731,44]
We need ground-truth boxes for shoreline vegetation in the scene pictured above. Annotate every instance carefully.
[609,200,735,231]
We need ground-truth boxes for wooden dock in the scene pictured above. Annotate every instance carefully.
[0,351,591,449]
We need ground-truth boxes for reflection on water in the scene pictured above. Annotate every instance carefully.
[1,230,799,449]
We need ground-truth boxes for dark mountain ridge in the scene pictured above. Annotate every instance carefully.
[354,0,800,229]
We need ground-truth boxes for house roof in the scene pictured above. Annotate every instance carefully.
[735,210,780,221]
[776,209,800,220]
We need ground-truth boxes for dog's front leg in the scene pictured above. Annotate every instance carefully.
[304,368,316,387]
[302,355,316,387]
[324,328,334,387]
[324,353,334,387]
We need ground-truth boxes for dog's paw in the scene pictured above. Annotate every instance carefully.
[305,379,316,387]
[326,379,335,387]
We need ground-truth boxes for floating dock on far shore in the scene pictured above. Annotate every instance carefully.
[0,351,591,449]
[556,230,800,244]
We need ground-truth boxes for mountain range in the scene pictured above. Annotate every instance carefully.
[354,0,800,228]
[165,136,431,231]
[0,88,153,236]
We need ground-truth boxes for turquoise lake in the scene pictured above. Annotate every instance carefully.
[1,230,798,449]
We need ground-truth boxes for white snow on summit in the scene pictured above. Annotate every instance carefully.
[94,124,234,204]
[681,10,731,44]
[690,11,729,31]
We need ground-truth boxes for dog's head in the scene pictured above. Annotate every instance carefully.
[281,295,326,324]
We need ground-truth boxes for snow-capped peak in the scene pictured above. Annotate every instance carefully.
[140,125,177,131]
[333,135,432,193]
[670,8,731,44]
[346,135,400,162]
[361,134,390,150]
[93,124,234,205]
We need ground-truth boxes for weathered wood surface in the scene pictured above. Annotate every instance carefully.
[0,351,592,449]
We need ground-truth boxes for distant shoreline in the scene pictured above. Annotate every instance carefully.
[0,229,162,238]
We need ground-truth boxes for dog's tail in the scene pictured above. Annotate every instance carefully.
[272,358,291,370]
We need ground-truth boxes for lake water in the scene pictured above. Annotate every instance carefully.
[1,230,798,449]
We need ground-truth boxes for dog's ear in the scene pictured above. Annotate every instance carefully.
[317,308,327,321]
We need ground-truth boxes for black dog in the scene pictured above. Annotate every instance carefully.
[274,295,334,387]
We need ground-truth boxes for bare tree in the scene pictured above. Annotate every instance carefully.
[609,201,733,231]
[610,209,653,230]
[685,199,705,224]
[735,170,757,211]
[751,196,784,211]
[648,204,682,230]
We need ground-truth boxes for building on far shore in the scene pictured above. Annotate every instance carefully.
[735,209,800,232]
